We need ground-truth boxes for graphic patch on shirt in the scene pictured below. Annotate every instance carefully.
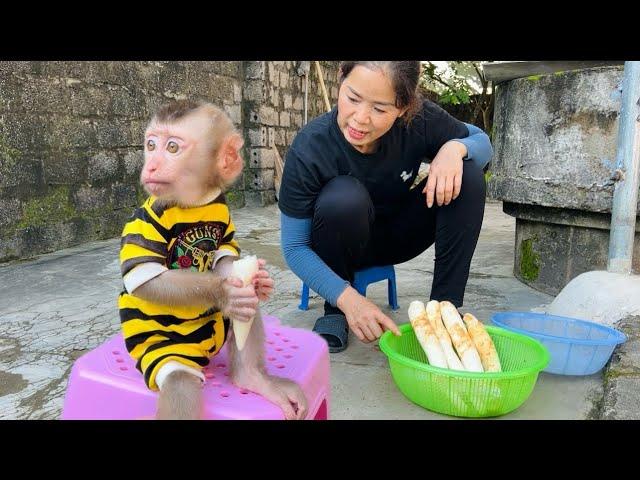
[400,169,413,182]
[167,223,225,272]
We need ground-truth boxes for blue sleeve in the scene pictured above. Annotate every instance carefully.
[454,123,493,170]
[280,212,350,307]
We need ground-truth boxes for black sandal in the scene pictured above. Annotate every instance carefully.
[312,314,349,353]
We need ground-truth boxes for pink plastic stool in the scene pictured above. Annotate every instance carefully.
[62,315,330,420]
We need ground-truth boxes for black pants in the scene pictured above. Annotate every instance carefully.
[311,160,486,315]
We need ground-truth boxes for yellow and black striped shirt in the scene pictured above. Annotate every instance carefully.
[118,194,240,388]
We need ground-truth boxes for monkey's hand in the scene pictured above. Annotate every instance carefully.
[233,373,308,420]
[215,276,259,323]
[252,259,274,301]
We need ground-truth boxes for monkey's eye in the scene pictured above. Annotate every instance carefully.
[167,141,179,154]
[146,139,156,151]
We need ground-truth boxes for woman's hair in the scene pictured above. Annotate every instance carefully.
[338,61,423,123]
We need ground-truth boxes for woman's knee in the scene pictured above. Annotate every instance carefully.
[314,175,373,226]
[460,160,486,201]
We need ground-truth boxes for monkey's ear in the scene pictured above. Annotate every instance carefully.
[226,132,244,154]
[218,133,244,181]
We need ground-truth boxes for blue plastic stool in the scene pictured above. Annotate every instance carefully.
[299,265,399,311]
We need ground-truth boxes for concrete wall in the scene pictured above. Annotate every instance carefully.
[489,66,626,212]
[0,61,339,262]
[487,65,639,294]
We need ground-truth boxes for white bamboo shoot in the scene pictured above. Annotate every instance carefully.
[408,301,447,368]
[439,301,484,372]
[230,255,259,350]
[425,300,465,371]
[463,313,502,372]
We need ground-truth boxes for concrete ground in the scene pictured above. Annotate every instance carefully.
[0,200,608,419]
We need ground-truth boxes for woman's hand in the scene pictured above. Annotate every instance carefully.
[337,286,401,342]
[422,140,467,208]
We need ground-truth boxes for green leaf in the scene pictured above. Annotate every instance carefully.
[177,246,185,256]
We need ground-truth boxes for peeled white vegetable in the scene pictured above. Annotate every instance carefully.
[408,301,448,369]
[462,312,502,372]
[439,301,484,373]
[426,300,465,371]
[230,255,259,350]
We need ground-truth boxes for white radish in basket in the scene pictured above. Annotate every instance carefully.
[230,255,259,351]
[408,301,448,368]
[439,301,484,372]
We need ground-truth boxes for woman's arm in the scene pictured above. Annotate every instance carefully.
[280,212,401,341]
[280,212,349,307]
[423,122,494,208]
[453,122,493,170]
[422,101,493,170]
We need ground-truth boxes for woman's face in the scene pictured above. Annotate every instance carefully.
[337,65,408,154]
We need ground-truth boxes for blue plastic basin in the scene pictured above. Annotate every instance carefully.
[490,312,626,375]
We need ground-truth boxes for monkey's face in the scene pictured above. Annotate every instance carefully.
[141,112,222,206]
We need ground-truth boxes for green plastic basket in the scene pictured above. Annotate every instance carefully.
[379,323,550,418]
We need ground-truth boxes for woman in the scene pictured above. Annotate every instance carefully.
[279,61,493,353]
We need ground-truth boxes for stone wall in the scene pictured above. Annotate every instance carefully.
[0,61,339,262]
[242,61,339,207]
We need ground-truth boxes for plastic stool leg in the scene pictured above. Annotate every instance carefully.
[388,272,399,310]
[353,278,367,297]
[299,283,310,310]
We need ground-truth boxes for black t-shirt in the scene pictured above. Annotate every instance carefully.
[278,99,469,219]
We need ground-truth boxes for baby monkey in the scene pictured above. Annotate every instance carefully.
[118,99,307,420]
